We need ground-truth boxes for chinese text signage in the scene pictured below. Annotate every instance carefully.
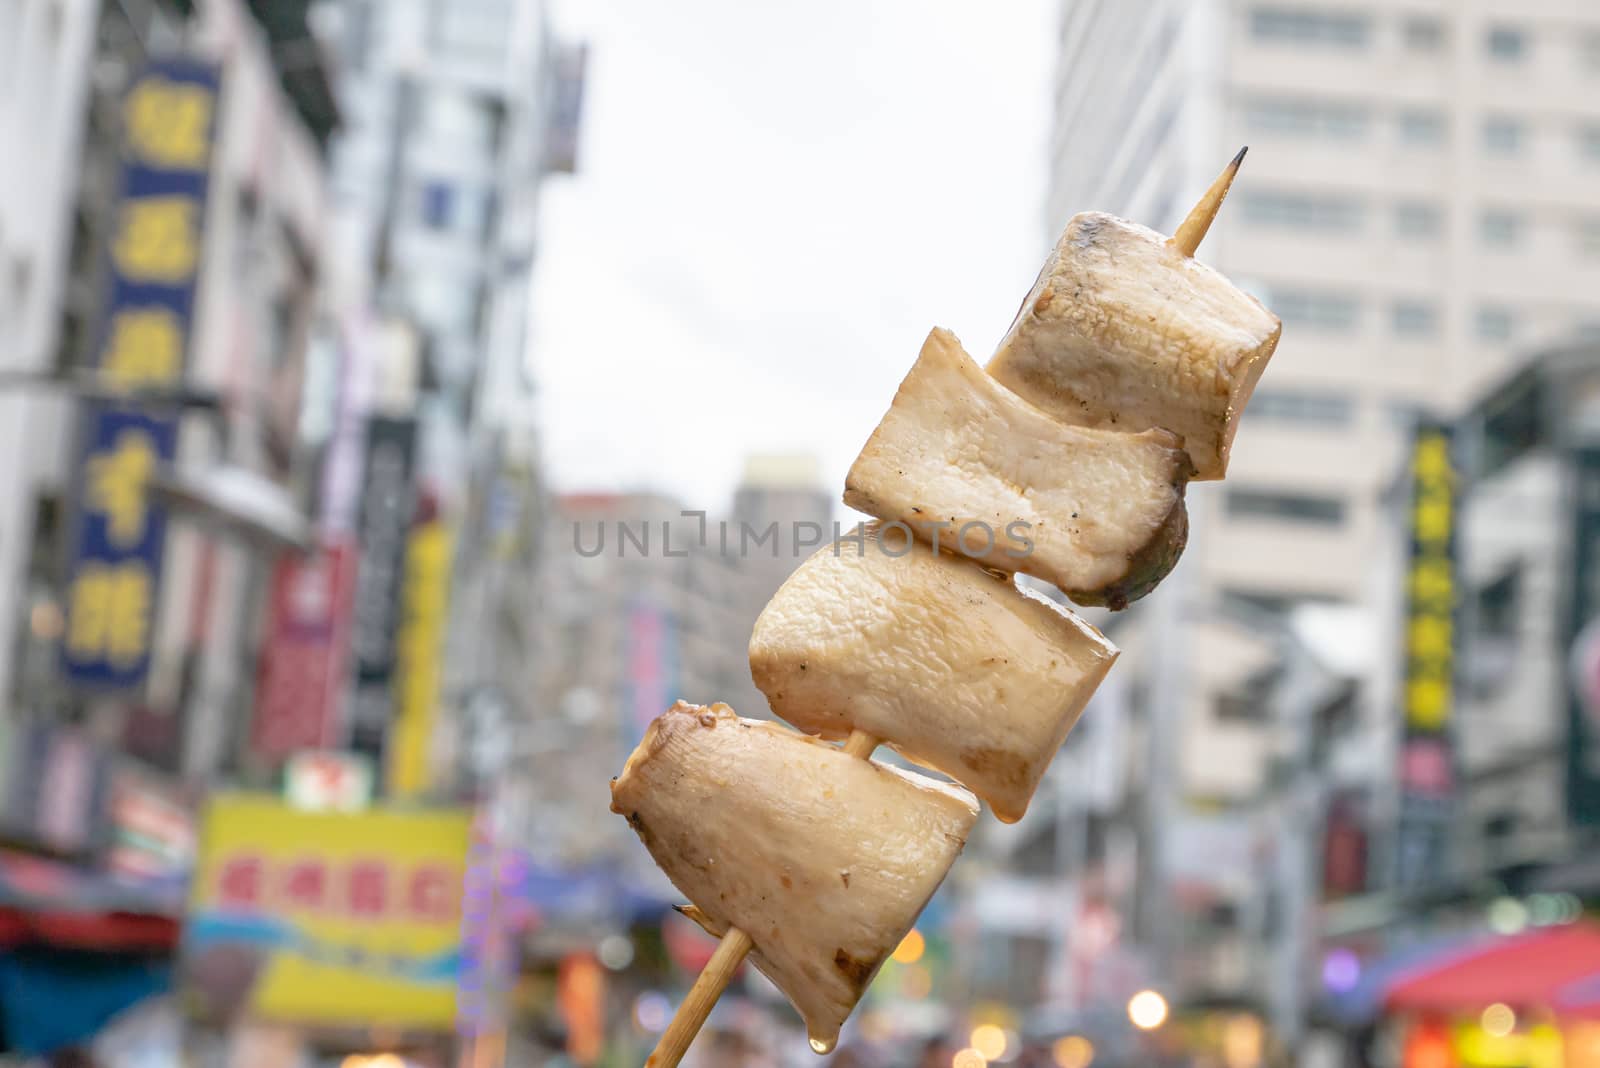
[252,538,357,761]
[390,520,452,797]
[61,59,220,689]
[185,795,471,1028]
[1394,422,1457,887]
[348,416,418,764]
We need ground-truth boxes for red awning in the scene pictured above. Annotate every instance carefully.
[1384,923,1600,1015]
[1556,970,1600,1018]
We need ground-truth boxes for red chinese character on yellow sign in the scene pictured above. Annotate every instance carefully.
[112,196,199,283]
[102,307,183,385]
[124,75,213,171]
[65,561,152,668]
[87,428,158,547]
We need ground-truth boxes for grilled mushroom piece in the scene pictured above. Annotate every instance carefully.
[611,701,977,1050]
[988,211,1281,481]
[750,525,1117,822]
[844,326,1193,608]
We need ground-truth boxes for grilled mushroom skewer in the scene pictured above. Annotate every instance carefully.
[628,150,1270,1068]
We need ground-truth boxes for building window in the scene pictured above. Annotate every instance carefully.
[431,0,514,62]
[1392,300,1439,338]
[1482,116,1524,155]
[1476,305,1517,342]
[1246,389,1355,426]
[1486,24,1527,61]
[1578,124,1600,162]
[1227,488,1347,526]
[1238,190,1364,232]
[420,181,453,228]
[1395,201,1442,238]
[1578,218,1600,259]
[1399,109,1447,147]
[1270,288,1361,332]
[1240,98,1369,140]
[1478,209,1523,248]
[1249,6,1370,47]
[1403,16,1444,51]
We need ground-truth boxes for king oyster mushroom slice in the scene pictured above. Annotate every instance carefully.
[611,701,977,1051]
[750,526,1118,822]
[987,211,1281,481]
[844,326,1193,609]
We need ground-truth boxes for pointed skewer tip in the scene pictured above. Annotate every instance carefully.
[1169,147,1249,258]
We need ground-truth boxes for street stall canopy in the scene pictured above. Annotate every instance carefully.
[1384,923,1600,1014]
[1557,971,1600,1018]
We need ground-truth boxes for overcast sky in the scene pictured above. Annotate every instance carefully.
[530,0,1058,512]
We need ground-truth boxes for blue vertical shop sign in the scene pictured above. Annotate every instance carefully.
[1393,421,1458,887]
[61,59,220,689]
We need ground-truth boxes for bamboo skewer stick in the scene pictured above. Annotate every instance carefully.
[645,728,882,1068]
[1169,146,1247,258]
[841,728,881,759]
[646,927,754,1068]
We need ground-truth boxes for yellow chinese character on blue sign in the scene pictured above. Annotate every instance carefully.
[112,196,199,283]
[1406,675,1451,731]
[1408,613,1453,662]
[1408,558,1454,611]
[66,562,152,668]
[1414,488,1453,547]
[125,76,213,171]
[87,429,158,547]
[1413,435,1452,482]
[102,307,183,385]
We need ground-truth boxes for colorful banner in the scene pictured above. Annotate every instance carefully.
[625,596,678,744]
[1394,422,1457,887]
[1564,447,1600,826]
[283,750,373,813]
[184,795,471,1029]
[0,724,111,858]
[61,59,220,690]
[104,765,194,889]
[348,416,419,765]
[389,519,452,798]
[545,44,588,174]
[252,538,357,761]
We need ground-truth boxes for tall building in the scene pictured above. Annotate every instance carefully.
[0,0,99,708]
[1051,0,1600,799]
[321,0,575,792]
[0,0,338,776]
[1041,0,1600,1019]
[527,456,831,879]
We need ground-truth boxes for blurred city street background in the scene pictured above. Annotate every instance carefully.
[2,1,1600,1066]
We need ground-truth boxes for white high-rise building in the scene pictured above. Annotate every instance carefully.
[322,0,573,793]
[1051,0,1600,803]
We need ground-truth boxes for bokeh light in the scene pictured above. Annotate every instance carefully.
[893,928,926,964]
[598,933,634,970]
[1322,947,1361,993]
[970,1024,1007,1061]
[1487,896,1529,935]
[1051,1035,1094,1068]
[952,1047,987,1068]
[1127,989,1169,1031]
[1481,1002,1516,1038]
[633,991,672,1033]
